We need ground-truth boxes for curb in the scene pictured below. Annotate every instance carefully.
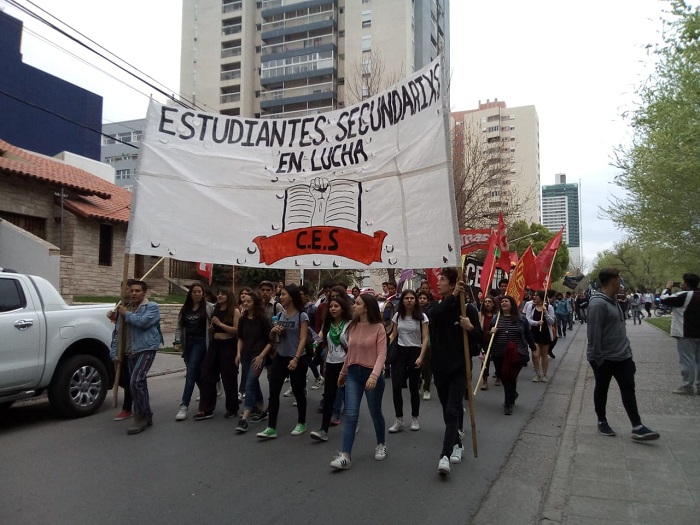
[539,332,588,523]
[470,324,586,525]
[147,367,186,378]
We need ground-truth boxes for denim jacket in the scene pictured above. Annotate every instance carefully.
[110,300,161,359]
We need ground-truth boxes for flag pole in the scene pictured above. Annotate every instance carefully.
[458,268,478,458]
[112,255,130,407]
[473,313,500,396]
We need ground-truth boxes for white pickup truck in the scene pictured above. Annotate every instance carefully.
[0,270,115,417]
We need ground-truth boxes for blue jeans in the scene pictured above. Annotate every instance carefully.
[342,365,386,456]
[241,354,265,411]
[181,336,207,407]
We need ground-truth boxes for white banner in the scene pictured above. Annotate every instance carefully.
[126,59,460,269]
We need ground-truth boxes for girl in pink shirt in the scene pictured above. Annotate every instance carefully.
[330,294,387,470]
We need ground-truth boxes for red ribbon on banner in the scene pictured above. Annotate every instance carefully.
[253,227,388,265]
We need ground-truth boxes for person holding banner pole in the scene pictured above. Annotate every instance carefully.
[430,268,478,475]
[110,280,161,435]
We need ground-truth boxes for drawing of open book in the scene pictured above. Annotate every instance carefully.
[282,178,362,232]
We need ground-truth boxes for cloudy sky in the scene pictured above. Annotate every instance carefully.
[2,0,671,265]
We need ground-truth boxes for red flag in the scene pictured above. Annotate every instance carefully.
[196,262,213,285]
[509,251,519,267]
[531,228,563,289]
[495,214,511,273]
[424,268,442,298]
[480,232,497,295]
[507,245,535,302]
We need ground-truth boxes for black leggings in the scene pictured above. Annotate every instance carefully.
[391,345,422,418]
[267,355,309,429]
[320,362,343,432]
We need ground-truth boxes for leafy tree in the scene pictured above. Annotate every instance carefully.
[588,239,695,292]
[606,0,700,259]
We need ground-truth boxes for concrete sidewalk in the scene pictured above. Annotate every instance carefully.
[473,318,700,524]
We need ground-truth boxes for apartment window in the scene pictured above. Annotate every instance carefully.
[116,169,131,180]
[362,10,371,28]
[133,131,142,142]
[339,30,345,37]
[117,132,132,143]
[361,35,372,51]
[99,224,113,267]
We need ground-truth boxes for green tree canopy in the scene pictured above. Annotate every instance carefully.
[606,0,700,259]
[588,238,697,292]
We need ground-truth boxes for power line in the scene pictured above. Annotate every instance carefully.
[4,0,201,112]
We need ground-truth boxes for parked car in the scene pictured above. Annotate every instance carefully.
[0,270,115,417]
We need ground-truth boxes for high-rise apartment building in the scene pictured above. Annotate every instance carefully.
[451,100,541,226]
[180,0,449,119]
[542,173,581,267]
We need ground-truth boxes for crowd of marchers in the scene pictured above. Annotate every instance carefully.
[108,269,700,473]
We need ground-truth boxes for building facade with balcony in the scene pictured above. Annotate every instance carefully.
[180,0,449,119]
[452,99,541,226]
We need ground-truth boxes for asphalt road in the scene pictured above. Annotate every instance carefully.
[0,328,579,525]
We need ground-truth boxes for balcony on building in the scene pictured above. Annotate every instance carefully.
[262,98,336,119]
[260,50,336,85]
[220,85,241,105]
[260,76,336,111]
[222,0,242,14]
[222,17,242,38]
[221,62,241,84]
[261,1,336,40]
[221,40,242,59]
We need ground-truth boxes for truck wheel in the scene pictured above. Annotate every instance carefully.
[48,355,109,418]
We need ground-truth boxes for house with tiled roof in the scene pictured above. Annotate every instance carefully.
[0,139,173,300]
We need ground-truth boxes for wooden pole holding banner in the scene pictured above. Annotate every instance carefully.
[112,255,166,406]
[112,256,130,407]
[474,313,500,396]
[458,268,479,458]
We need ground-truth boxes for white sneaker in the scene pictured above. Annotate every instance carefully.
[422,390,431,401]
[388,419,404,433]
[450,444,464,464]
[330,453,351,470]
[532,374,541,382]
[374,443,387,461]
[540,375,548,383]
[438,455,451,474]
[410,417,420,431]
[175,405,188,421]
[311,377,325,390]
[283,387,294,397]
[216,381,223,397]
